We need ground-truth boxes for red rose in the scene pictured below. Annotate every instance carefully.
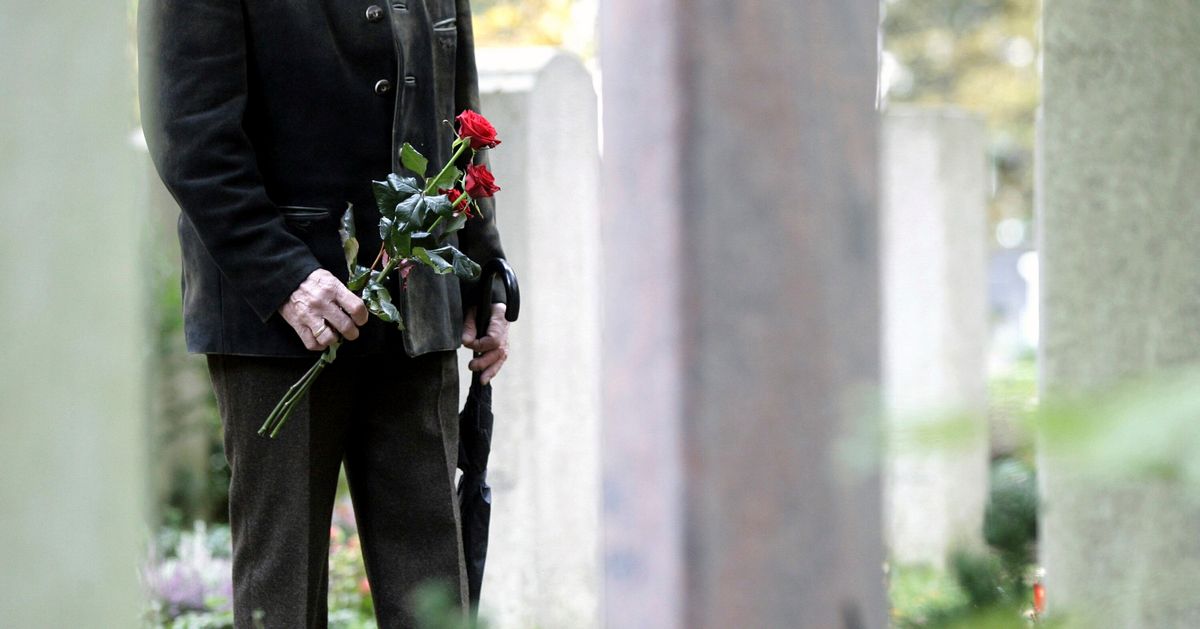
[464,163,500,200]
[442,187,474,217]
[456,110,501,150]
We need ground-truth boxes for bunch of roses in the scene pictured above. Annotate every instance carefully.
[259,109,503,438]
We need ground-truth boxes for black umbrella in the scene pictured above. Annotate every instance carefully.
[457,258,520,611]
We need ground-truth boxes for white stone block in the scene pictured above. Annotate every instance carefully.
[467,47,601,629]
[882,108,990,567]
[0,3,146,625]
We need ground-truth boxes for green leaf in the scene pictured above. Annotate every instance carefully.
[442,213,468,235]
[448,248,482,280]
[372,182,399,219]
[389,229,412,259]
[373,175,421,218]
[339,205,359,270]
[364,280,398,324]
[339,205,357,241]
[400,143,429,178]
[395,193,427,227]
[412,246,454,275]
[380,299,402,328]
[386,173,422,196]
[413,245,480,279]
[429,165,461,193]
[368,298,394,322]
[378,216,394,243]
[364,279,402,328]
[371,281,392,302]
[426,194,456,219]
[347,265,372,291]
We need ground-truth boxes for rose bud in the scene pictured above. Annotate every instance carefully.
[443,187,474,217]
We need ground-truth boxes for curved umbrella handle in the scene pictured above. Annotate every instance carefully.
[475,258,520,337]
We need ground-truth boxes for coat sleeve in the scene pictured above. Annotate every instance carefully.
[453,0,509,313]
[139,0,321,322]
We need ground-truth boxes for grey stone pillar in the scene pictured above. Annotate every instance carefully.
[882,108,989,567]
[1041,3,1200,625]
[599,2,886,628]
[0,3,146,626]
[471,48,602,628]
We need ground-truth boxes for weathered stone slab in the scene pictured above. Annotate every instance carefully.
[882,108,989,567]
[599,2,886,627]
[470,47,602,629]
[1041,2,1200,625]
[0,3,146,625]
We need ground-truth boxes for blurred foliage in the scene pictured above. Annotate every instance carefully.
[893,366,1200,626]
[983,458,1037,567]
[474,0,572,45]
[473,0,594,56]
[882,0,1040,243]
[988,357,1038,459]
[889,564,971,627]
[890,457,1039,628]
[146,209,229,528]
[949,549,1009,609]
[1035,368,1200,484]
[144,500,395,628]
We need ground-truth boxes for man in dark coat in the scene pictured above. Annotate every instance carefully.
[138,1,511,626]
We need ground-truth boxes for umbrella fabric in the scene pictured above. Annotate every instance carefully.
[456,259,519,611]
[457,371,493,607]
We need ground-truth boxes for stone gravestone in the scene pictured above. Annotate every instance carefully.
[1041,2,1200,626]
[882,108,989,568]
[468,48,602,629]
[599,2,886,628]
[0,2,146,626]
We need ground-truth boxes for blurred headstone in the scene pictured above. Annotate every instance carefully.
[0,3,147,626]
[1041,2,1200,625]
[599,2,886,628]
[470,48,602,629]
[882,108,989,568]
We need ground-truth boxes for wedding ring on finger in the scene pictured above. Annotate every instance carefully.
[311,322,328,338]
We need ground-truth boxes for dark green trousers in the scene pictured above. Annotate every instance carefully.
[207,351,468,629]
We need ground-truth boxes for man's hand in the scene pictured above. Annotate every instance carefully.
[279,269,369,351]
[462,303,510,385]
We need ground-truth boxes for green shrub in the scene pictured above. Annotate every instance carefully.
[983,457,1037,566]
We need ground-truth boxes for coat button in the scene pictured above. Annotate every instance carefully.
[365,5,384,21]
[374,79,392,95]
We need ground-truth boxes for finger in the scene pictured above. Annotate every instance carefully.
[481,355,507,385]
[314,324,339,349]
[468,349,503,372]
[461,307,478,345]
[296,324,321,351]
[467,316,509,352]
[333,285,369,326]
[317,304,358,341]
[471,334,502,353]
[479,304,507,342]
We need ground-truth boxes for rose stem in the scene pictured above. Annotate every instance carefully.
[423,140,473,196]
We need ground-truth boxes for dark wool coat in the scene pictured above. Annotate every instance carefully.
[139,0,505,357]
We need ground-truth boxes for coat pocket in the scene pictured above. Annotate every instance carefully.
[280,205,348,281]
